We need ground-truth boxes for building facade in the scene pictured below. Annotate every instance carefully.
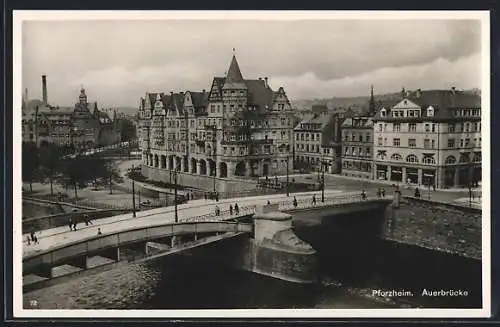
[138,54,295,180]
[22,75,121,149]
[341,117,374,179]
[372,88,481,189]
[293,112,342,174]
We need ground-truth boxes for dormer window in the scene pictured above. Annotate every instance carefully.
[427,106,434,117]
[380,108,386,117]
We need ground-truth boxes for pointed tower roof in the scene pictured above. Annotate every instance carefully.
[223,53,247,90]
[227,55,244,83]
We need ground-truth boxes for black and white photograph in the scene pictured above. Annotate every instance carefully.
[13,10,491,318]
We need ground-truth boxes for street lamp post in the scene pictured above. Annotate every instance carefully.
[174,170,179,223]
[132,165,136,217]
[286,157,290,197]
[321,161,325,203]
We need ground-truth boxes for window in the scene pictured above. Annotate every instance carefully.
[378,124,383,132]
[445,155,457,164]
[344,133,349,141]
[473,152,481,162]
[351,147,356,155]
[425,124,430,132]
[465,138,470,147]
[210,104,215,113]
[358,147,363,155]
[409,123,417,132]
[460,139,464,147]
[380,108,386,117]
[393,138,400,147]
[365,147,370,156]
[432,124,436,132]
[391,153,402,161]
[424,139,430,149]
[423,156,436,165]
[427,107,434,117]
[393,123,401,132]
[406,154,418,163]
[377,137,383,146]
[408,139,416,148]
[351,134,356,141]
[465,123,470,132]
[448,124,455,133]
[365,134,370,142]
[311,134,315,141]
[431,140,435,149]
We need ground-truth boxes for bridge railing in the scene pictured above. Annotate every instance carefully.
[181,194,389,223]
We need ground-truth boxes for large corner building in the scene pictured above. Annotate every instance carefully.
[138,54,295,182]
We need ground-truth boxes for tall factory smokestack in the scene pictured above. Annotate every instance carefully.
[42,75,48,105]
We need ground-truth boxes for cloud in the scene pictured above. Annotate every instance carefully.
[270,52,481,99]
[21,18,482,107]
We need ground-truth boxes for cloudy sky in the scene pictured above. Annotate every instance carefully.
[22,17,482,107]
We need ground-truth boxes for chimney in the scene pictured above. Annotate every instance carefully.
[416,88,422,98]
[401,87,406,98]
[42,75,48,105]
[258,77,262,80]
[264,77,268,88]
[202,89,206,93]
[451,86,456,95]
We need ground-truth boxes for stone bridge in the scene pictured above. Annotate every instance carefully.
[22,191,396,292]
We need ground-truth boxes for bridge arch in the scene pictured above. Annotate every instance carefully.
[219,162,228,178]
[183,156,189,172]
[160,155,167,169]
[23,221,253,276]
[154,154,159,167]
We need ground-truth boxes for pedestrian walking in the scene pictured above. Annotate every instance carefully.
[361,190,367,200]
[30,231,35,243]
[414,187,421,198]
[267,200,271,205]
[215,205,220,216]
[381,188,386,198]
[377,188,381,198]
[432,184,436,192]
[234,203,239,215]
[73,221,78,231]
[83,214,93,226]
[68,218,73,231]
[97,228,102,235]
[26,235,31,246]
[293,196,298,208]
[33,233,39,245]
[312,194,317,205]
[229,204,233,215]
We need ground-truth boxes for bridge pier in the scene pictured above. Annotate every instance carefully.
[98,247,120,262]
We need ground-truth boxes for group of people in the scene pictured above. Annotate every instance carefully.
[376,188,386,198]
[215,203,240,216]
[26,231,39,245]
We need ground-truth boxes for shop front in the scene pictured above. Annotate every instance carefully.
[376,164,388,180]
[422,169,436,187]
[390,166,403,182]
[406,167,419,184]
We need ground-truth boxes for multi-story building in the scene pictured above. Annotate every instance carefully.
[340,86,377,179]
[22,75,121,149]
[341,117,374,179]
[372,88,481,188]
[138,54,295,180]
[293,112,343,173]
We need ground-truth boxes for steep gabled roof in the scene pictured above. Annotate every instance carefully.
[245,79,273,112]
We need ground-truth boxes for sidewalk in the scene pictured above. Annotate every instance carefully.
[23,189,348,257]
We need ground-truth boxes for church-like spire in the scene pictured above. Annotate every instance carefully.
[93,102,99,115]
[368,84,376,116]
[79,85,87,105]
[226,53,244,83]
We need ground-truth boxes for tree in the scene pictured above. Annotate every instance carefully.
[59,155,93,198]
[90,155,123,194]
[38,143,62,196]
[22,142,39,192]
[117,118,137,142]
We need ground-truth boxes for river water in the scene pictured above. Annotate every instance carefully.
[23,205,482,310]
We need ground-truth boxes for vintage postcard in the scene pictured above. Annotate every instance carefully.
[13,10,491,318]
